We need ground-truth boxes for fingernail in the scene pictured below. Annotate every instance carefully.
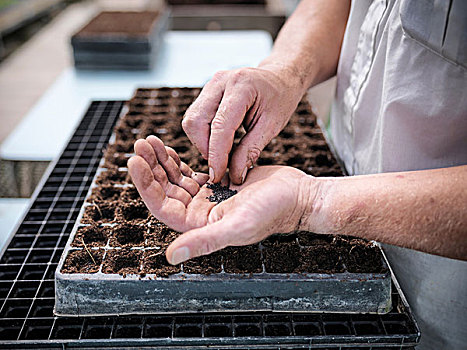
[241,167,248,183]
[171,247,190,265]
[209,167,215,182]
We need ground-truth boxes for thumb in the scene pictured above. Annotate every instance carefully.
[165,215,238,265]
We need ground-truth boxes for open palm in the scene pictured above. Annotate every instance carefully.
[128,136,310,264]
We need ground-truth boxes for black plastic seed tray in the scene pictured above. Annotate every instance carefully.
[71,11,170,70]
[0,100,419,348]
[53,88,391,316]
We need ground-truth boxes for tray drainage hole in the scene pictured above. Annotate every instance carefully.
[113,223,145,245]
[205,325,231,337]
[293,323,321,336]
[144,325,172,338]
[234,324,261,337]
[175,325,201,338]
[264,324,291,337]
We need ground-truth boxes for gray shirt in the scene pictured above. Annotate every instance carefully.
[329,0,467,349]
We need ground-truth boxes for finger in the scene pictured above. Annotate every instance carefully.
[182,71,227,159]
[191,172,210,186]
[134,139,158,169]
[166,215,240,265]
[185,186,217,228]
[128,156,188,231]
[147,136,199,197]
[165,146,181,166]
[166,145,208,187]
[208,82,255,183]
[229,116,278,185]
[220,172,230,187]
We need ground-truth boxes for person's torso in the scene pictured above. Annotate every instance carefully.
[328,0,467,349]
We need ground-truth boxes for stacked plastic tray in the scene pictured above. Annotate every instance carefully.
[71,11,169,70]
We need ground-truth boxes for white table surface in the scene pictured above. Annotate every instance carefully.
[0,30,272,161]
[0,198,30,252]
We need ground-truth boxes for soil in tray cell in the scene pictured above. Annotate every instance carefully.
[121,187,141,201]
[222,245,263,274]
[296,232,334,247]
[96,169,130,185]
[142,250,181,277]
[113,140,135,154]
[81,201,117,223]
[109,223,146,247]
[61,249,103,274]
[263,242,301,273]
[102,249,142,275]
[90,185,123,202]
[115,125,137,143]
[104,152,129,168]
[116,200,149,222]
[72,225,109,247]
[338,239,387,273]
[145,223,180,248]
[183,252,223,275]
[299,245,344,274]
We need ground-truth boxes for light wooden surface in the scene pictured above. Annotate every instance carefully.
[0,0,163,144]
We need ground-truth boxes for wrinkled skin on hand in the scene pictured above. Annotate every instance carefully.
[128,136,313,265]
[181,66,304,185]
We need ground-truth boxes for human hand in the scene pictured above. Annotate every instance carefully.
[128,136,318,265]
[182,65,305,185]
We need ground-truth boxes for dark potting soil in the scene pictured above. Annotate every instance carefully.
[96,168,130,185]
[116,200,149,222]
[206,183,237,203]
[109,223,146,247]
[340,239,387,273]
[300,246,345,274]
[263,242,301,273]
[261,233,298,247]
[297,232,334,246]
[145,224,180,248]
[222,245,263,274]
[81,201,116,224]
[121,187,141,201]
[142,250,181,277]
[182,252,223,275]
[61,249,103,274]
[71,225,109,248]
[75,11,160,37]
[90,185,122,202]
[102,249,142,275]
[104,152,129,168]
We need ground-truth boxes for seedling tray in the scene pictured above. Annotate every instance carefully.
[71,11,169,70]
[0,100,419,348]
[55,87,391,316]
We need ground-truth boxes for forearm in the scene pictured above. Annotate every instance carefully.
[260,0,350,92]
[302,165,467,260]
